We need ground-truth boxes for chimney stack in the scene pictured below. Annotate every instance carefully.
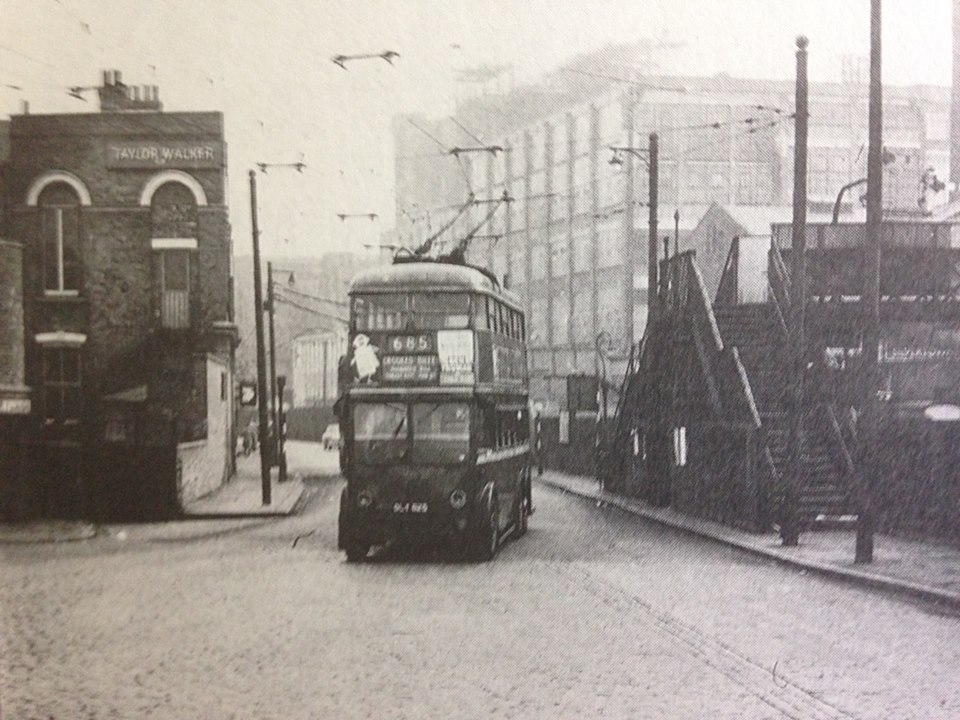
[98,68,162,112]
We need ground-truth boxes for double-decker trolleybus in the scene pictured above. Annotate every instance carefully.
[337,254,532,562]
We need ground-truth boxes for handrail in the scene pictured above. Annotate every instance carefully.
[768,280,790,339]
[770,238,791,296]
[715,236,740,305]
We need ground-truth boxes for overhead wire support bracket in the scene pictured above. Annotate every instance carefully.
[449,145,504,157]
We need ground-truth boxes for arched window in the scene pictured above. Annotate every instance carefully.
[151,182,198,329]
[38,183,82,294]
[150,181,198,238]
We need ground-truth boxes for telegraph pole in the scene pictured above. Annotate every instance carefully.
[267,261,279,467]
[857,0,883,564]
[249,170,271,505]
[782,36,809,547]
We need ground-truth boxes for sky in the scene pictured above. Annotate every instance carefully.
[0,0,953,259]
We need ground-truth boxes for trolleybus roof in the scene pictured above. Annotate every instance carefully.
[349,260,521,309]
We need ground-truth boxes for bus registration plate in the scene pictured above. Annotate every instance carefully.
[393,502,428,514]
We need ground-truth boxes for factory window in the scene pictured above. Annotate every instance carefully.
[38,183,81,295]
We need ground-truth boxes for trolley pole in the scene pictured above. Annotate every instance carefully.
[782,35,809,547]
[857,0,883,564]
[249,170,272,505]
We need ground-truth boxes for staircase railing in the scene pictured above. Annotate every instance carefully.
[662,251,724,352]
[823,402,856,479]
[768,238,792,339]
[610,338,640,439]
[715,236,740,306]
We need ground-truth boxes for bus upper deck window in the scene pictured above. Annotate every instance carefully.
[354,294,406,331]
[412,293,469,329]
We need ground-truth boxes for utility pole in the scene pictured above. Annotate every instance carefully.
[249,170,271,505]
[857,0,883,564]
[624,91,637,350]
[648,133,659,327]
[782,36,810,547]
[267,261,279,468]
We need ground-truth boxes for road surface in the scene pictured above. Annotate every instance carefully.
[1,450,958,719]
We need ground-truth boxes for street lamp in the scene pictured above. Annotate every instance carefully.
[608,134,659,331]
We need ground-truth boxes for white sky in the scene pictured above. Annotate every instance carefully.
[0,0,952,258]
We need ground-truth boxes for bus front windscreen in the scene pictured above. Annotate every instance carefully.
[411,402,470,464]
[352,401,470,465]
[353,402,408,464]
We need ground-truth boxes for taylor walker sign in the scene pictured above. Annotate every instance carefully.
[106,142,224,169]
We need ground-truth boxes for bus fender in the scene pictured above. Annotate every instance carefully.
[476,480,496,515]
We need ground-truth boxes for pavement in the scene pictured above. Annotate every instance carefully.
[182,439,342,518]
[538,469,960,610]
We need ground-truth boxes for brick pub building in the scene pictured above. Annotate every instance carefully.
[0,71,238,520]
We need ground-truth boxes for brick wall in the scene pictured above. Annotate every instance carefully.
[0,240,25,388]
[2,108,236,518]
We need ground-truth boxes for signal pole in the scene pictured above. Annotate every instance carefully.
[249,170,271,505]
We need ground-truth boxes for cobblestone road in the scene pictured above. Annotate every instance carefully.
[1,472,958,719]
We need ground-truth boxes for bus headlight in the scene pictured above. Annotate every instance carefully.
[449,489,467,510]
[357,489,375,508]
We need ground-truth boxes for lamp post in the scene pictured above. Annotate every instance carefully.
[609,134,659,329]
[857,0,883,564]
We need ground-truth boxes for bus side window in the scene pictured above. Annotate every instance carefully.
[480,403,497,450]
[486,297,496,333]
[473,294,487,330]
[498,303,507,337]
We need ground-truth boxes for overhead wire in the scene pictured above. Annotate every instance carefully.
[405,116,474,194]
[275,285,348,308]
[273,293,347,324]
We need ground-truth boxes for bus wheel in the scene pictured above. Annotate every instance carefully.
[514,492,528,539]
[344,540,370,563]
[473,496,499,562]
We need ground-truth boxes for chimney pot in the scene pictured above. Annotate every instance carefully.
[114,70,122,85]
[103,70,111,86]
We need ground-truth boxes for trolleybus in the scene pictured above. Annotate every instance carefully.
[337,256,532,561]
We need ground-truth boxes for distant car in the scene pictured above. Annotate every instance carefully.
[322,424,342,450]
